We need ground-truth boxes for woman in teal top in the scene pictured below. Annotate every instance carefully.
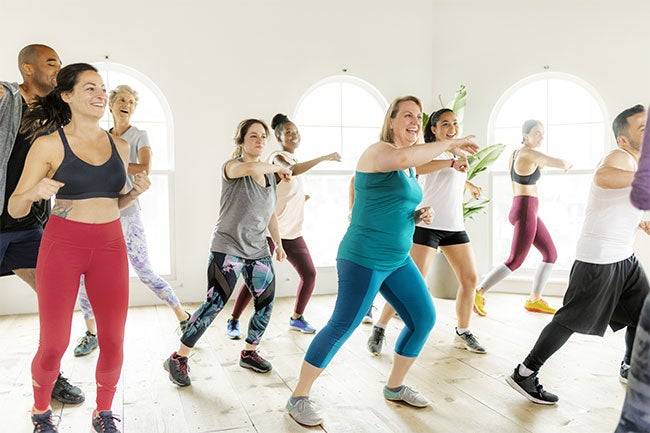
[286,95,479,427]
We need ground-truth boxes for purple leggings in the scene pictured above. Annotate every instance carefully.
[504,196,557,271]
[232,236,316,318]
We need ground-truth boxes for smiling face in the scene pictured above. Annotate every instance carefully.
[241,122,268,159]
[431,111,459,141]
[523,123,544,148]
[24,46,62,96]
[110,92,136,124]
[389,100,422,146]
[278,121,301,153]
[62,70,107,120]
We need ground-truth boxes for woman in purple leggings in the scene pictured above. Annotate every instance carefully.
[474,120,571,316]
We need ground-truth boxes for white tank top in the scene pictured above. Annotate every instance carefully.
[416,154,467,232]
[267,150,305,239]
[576,151,642,264]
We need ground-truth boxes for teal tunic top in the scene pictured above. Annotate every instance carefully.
[338,168,422,270]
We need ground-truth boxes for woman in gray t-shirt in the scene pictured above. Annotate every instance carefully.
[163,119,291,386]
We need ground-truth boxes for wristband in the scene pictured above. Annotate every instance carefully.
[450,159,456,168]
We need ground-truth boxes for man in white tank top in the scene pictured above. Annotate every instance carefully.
[505,105,650,406]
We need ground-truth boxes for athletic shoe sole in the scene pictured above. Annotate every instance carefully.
[524,307,556,314]
[289,325,316,334]
[239,359,272,373]
[505,375,557,405]
[472,305,487,316]
[453,340,487,354]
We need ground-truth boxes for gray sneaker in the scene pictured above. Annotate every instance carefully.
[367,326,385,355]
[74,331,98,357]
[453,329,486,354]
[286,397,323,426]
[383,385,429,407]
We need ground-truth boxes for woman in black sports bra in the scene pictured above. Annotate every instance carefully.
[8,63,150,433]
[474,119,571,317]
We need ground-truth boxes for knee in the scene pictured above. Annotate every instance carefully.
[505,258,523,271]
[544,250,557,264]
[458,272,477,290]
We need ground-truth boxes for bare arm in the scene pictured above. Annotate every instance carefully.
[519,147,571,170]
[348,175,355,220]
[291,152,341,176]
[0,85,5,99]
[594,150,636,189]
[226,159,290,181]
[8,136,63,218]
[128,147,152,176]
[267,212,286,261]
[116,137,150,209]
[363,136,478,173]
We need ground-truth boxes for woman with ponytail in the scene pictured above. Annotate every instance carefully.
[474,119,572,316]
[9,63,151,433]
[163,119,292,388]
[225,113,341,338]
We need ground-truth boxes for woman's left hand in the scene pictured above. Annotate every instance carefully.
[415,206,434,225]
[275,244,287,262]
[131,171,151,197]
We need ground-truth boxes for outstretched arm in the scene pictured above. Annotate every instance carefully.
[291,152,341,176]
[519,147,571,170]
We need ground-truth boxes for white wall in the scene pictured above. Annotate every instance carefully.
[1,0,649,314]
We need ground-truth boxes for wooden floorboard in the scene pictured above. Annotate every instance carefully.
[0,293,627,432]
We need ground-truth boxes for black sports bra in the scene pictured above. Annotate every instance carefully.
[510,150,541,185]
[52,128,126,200]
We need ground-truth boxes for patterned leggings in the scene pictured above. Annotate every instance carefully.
[180,252,275,347]
[78,209,180,320]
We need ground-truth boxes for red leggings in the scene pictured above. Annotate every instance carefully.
[232,236,316,318]
[505,196,557,271]
[32,216,128,411]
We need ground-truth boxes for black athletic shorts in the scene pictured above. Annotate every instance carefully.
[412,226,470,249]
[552,255,650,336]
[0,228,43,276]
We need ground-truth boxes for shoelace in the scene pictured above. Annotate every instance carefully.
[371,328,385,344]
[77,335,92,345]
[248,351,265,363]
[33,413,61,432]
[56,374,75,391]
[95,412,121,433]
[176,356,189,375]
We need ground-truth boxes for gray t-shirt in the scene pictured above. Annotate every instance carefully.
[210,158,277,259]
[117,126,150,216]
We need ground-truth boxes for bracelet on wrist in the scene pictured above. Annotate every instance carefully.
[450,159,456,168]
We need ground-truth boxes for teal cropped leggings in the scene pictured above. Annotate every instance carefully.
[305,258,436,368]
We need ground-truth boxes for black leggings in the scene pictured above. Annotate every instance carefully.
[524,321,636,372]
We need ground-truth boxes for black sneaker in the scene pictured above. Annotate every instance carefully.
[367,326,385,356]
[32,409,59,432]
[51,373,85,404]
[505,366,558,405]
[92,411,121,433]
[163,352,191,386]
[620,361,630,384]
[239,350,272,373]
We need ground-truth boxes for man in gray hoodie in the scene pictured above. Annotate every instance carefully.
[0,44,85,405]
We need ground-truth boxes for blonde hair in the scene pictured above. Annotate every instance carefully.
[109,84,139,108]
[379,96,423,144]
[231,118,269,158]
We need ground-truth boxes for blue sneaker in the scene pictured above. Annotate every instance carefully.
[289,316,316,334]
[226,318,242,340]
[362,305,374,324]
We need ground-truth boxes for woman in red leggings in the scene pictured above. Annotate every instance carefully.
[474,120,571,316]
[9,63,150,433]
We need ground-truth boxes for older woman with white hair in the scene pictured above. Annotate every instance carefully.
[72,84,190,357]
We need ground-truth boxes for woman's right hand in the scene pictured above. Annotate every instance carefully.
[29,178,64,202]
[326,152,342,162]
[277,167,292,182]
[562,160,573,171]
[449,135,479,156]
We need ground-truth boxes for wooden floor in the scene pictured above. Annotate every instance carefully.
[1,293,627,433]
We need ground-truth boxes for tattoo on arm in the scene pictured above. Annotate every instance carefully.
[52,200,73,219]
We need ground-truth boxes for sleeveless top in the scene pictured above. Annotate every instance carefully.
[338,168,422,270]
[510,150,541,185]
[53,128,126,200]
[416,154,466,231]
[576,150,643,264]
[267,150,304,239]
[210,158,277,259]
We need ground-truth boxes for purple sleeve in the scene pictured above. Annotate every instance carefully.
[630,109,650,210]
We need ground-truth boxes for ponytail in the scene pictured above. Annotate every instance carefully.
[20,90,71,140]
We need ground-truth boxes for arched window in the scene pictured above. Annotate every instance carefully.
[488,72,608,272]
[94,62,174,276]
[293,75,388,266]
